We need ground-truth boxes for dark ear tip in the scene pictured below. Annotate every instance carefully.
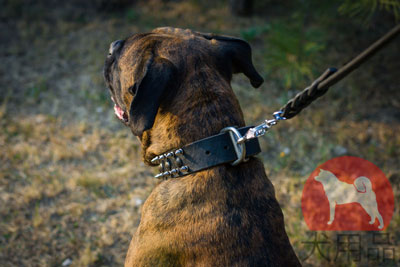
[249,71,264,88]
[251,76,264,88]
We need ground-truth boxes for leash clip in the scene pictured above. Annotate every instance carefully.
[220,127,248,166]
[237,111,286,144]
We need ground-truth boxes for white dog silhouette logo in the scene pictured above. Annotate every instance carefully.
[302,156,394,231]
[314,169,384,229]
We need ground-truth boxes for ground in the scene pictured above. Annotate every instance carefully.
[0,1,399,266]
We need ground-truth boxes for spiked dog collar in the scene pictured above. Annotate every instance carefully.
[151,126,261,179]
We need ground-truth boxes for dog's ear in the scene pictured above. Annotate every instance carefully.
[129,56,177,136]
[200,33,264,88]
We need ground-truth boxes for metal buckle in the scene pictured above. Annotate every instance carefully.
[220,127,247,166]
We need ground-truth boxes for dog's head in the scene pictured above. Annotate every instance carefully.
[314,169,335,184]
[103,27,263,138]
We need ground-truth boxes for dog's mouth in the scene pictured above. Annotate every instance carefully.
[111,96,129,123]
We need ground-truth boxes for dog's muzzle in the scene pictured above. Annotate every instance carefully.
[111,96,129,123]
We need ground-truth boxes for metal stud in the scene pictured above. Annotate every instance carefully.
[175,149,183,155]
[151,156,159,164]
[175,157,183,167]
[159,161,165,173]
[162,171,170,177]
[165,159,172,170]
[180,166,189,173]
[159,155,165,161]
[154,173,163,179]
[166,152,174,158]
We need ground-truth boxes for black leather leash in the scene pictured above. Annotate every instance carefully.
[151,24,400,179]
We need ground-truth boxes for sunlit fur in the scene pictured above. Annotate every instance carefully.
[104,27,300,267]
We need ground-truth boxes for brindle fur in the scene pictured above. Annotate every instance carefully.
[104,27,301,267]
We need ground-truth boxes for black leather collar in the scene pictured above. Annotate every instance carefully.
[151,126,261,179]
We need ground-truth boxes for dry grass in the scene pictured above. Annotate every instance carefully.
[0,113,157,266]
[1,0,399,266]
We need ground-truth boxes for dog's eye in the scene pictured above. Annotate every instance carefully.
[128,85,137,95]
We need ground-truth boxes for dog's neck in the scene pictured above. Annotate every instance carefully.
[141,70,245,165]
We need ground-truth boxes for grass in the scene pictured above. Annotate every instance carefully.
[1,0,399,266]
[0,114,154,266]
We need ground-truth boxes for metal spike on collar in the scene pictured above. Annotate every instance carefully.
[180,166,189,173]
[169,168,178,175]
[151,156,159,164]
[175,149,183,155]
[154,173,163,179]
[152,148,187,178]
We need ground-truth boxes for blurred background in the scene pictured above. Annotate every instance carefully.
[0,0,399,266]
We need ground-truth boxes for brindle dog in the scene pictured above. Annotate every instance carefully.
[104,27,301,267]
